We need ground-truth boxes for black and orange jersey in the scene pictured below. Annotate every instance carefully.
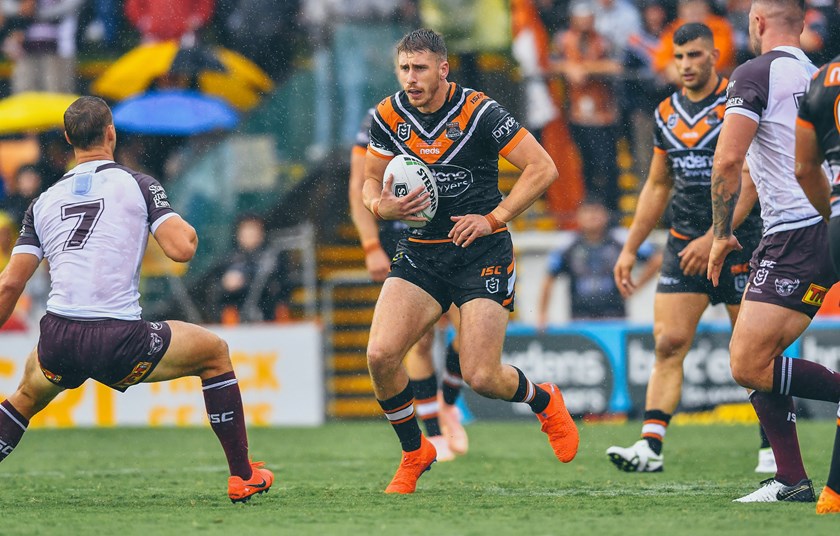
[368,82,528,240]
[798,57,840,217]
[653,76,761,239]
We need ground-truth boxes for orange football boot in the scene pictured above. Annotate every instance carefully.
[817,486,840,514]
[228,461,274,503]
[384,435,437,494]
[536,383,579,463]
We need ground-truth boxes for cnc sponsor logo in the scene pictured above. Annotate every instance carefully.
[774,278,800,297]
[431,164,473,197]
[492,115,518,141]
[397,122,411,141]
[802,283,828,306]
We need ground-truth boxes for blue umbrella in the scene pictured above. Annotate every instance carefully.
[113,90,239,135]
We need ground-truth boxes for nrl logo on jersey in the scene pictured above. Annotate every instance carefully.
[667,113,678,129]
[397,122,411,141]
[445,121,462,140]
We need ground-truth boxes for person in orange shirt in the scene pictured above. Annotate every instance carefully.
[653,0,735,84]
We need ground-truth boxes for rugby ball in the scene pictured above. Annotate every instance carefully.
[384,154,438,228]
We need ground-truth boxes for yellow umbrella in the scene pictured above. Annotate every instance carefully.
[92,41,274,110]
[0,92,80,135]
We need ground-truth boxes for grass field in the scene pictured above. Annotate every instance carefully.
[1,421,838,535]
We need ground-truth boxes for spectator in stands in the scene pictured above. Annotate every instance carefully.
[593,0,642,57]
[624,1,673,180]
[2,164,42,226]
[3,0,82,94]
[301,0,416,158]
[33,130,73,189]
[124,0,214,44]
[215,0,302,82]
[801,0,840,66]
[551,1,623,210]
[653,0,734,84]
[725,0,753,64]
[207,214,291,324]
[537,198,661,326]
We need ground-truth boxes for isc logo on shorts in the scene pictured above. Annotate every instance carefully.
[802,283,828,306]
[480,266,502,276]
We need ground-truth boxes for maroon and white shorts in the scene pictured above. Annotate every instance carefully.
[37,312,172,392]
[744,221,836,318]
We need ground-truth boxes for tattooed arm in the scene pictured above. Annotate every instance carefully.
[707,113,759,286]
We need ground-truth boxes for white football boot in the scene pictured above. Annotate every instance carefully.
[754,447,777,473]
[734,478,815,503]
[606,439,663,472]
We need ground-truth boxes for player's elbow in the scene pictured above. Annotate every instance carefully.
[165,230,198,263]
[536,159,559,190]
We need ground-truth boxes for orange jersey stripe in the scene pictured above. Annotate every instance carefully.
[796,117,815,130]
[499,128,529,157]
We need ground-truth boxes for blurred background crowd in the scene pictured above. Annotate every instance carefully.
[0,0,836,335]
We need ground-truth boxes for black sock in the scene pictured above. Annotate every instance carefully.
[827,405,840,492]
[410,374,442,437]
[378,384,422,452]
[641,410,671,455]
[442,343,463,405]
[759,424,771,449]
[508,366,550,414]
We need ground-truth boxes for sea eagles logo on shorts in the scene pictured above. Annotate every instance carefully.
[775,278,800,297]
[667,114,678,129]
[445,121,462,140]
[486,277,500,294]
[397,122,411,141]
[148,332,164,355]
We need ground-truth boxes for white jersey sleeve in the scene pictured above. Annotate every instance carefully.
[724,46,821,235]
[13,160,178,320]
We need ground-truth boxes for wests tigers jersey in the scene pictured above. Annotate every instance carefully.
[368,83,528,240]
[797,57,840,218]
[653,76,762,239]
[13,160,178,320]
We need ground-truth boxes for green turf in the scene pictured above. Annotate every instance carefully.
[1,421,838,535]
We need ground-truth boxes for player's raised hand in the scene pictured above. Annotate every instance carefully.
[613,249,638,298]
[449,214,492,247]
[378,173,430,221]
[707,235,742,287]
[678,232,713,276]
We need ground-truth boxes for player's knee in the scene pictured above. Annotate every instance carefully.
[462,367,497,398]
[730,359,759,389]
[201,335,232,377]
[654,331,691,360]
[366,345,400,378]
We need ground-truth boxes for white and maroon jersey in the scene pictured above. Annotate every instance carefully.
[13,160,179,320]
[724,46,821,236]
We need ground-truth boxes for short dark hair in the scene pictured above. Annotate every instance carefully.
[396,29,447,61]
[673,22,714,46]
[64,96,113,149]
